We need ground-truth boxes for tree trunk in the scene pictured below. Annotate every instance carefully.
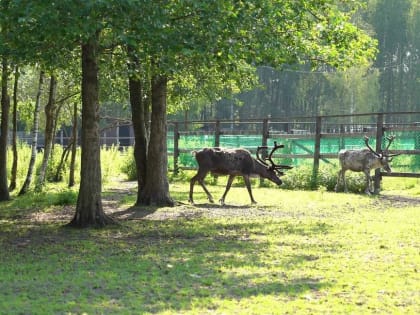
[19,70,44,196]
[127,47,148,204]
[68,102,78,187]
[54,140,71,182]
[9,65,19,192]
[138,74,174,206]
[36,74,57,191]
[68,33,113,227]
[0,57,10,201]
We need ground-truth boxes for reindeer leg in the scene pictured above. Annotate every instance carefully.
[335,169,342,192]
[189,170,213,204]
[219,175,235,206]
[342,170,348,193]
[198,179,214,203]
[364,170,372,195]
[243,175,257,204]
[189,175,197,204]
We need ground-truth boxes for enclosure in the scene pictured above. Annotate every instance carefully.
[168,112,420,190]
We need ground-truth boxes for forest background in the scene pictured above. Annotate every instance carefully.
[173,0,420,122]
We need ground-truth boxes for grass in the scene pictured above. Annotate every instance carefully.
[0,177,419,314]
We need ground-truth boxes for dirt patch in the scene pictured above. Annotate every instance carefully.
[377,194,420,208]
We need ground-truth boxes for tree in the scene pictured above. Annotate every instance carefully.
[0,57,10,201]
[8,65,19,191]
[68,33,113,227]
[127,48,149,203]
[36,74,57,191]
[18,70,44,196]
[0,0,11,201]
[68,101,78,188]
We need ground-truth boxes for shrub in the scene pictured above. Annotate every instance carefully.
[53,190,78,206]
[282,162,366,193]
[120,146,137,181]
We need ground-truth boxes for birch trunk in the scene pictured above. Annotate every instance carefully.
[19,70,45,196]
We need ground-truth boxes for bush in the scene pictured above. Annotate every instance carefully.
[120,146,137,181]
[282,162,366,193]
[53,190,78,206]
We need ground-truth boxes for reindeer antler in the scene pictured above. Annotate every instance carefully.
[257,141,293,172]
[364,136,381,157]
[267,141,284,170]
[384,135,396,151]
[383,135,400,157]
[256,146,269,166]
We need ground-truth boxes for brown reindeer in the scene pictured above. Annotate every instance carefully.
[335,135,398,194]
[189,142,292,205]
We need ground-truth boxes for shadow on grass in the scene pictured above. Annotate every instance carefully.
[0,189,77,220]
[0,218,336,314]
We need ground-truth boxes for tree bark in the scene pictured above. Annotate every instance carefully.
[138,74,174,206]
[0,57,10,201]
[127,47,149,204]
[68,33,113,227]
[36,74,57,191]
[9,65,19,192]
[19,70,44,196]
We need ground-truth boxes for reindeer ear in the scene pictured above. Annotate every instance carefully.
[388,157,393,162]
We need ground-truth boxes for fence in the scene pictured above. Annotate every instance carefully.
[14,111,420,190]
[168,111,420,192]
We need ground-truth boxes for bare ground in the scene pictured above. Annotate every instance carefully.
[25,180,420,224]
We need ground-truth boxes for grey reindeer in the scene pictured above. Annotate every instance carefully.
[189,142,292,205]
[335,135,399,194]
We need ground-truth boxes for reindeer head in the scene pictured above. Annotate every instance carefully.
[256,141,293,184]
[363,135,399,172]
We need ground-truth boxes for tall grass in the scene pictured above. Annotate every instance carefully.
[6,143,130,195]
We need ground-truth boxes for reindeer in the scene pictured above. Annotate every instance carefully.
[189,142,292,205]
[335,135,399,194]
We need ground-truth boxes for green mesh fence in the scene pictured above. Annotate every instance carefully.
[168,131,420,173]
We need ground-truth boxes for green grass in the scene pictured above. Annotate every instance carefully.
[0,178,419,314]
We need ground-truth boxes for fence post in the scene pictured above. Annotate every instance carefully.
[260,118,269,185]
[374,113,384,194]
[173,122,179,174]
[339,124,345,149]
[262,118,269,148]
[215,120,221,147]
[312,116,322,189]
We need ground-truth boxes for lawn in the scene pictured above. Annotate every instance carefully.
[0,178,419,314]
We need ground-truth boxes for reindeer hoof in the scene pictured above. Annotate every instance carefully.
[219,199,225,206]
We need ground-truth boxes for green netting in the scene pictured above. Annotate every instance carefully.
[168,131,420,172]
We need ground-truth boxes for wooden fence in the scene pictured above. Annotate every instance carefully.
[170,111,420,192]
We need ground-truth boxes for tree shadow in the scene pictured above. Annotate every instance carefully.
[1,217,337,313]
